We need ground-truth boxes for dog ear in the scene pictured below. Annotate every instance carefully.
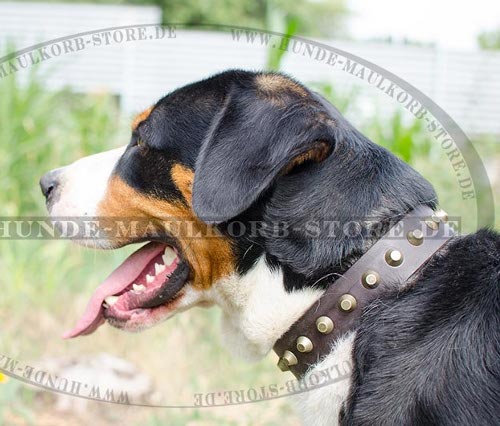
[192,83,336,223]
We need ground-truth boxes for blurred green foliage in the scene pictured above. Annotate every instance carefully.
[10,0,349,38]
[478,29,500,50]
[0,68,134,423]
[265,16,299,71]
[0,70,128,309]
[362,108,433,164]
[307,82,434,164]
[0,378,35,424]
[0,71,122,216]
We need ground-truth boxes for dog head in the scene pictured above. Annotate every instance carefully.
[41,70,436,354]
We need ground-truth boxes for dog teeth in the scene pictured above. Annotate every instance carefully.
[133,283,146,292]
[155,263,166,275]
[162,247,176,266]
[146,274,155,284]
[104,296,119,306]
[102,302,109,309]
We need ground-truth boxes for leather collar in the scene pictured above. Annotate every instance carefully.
[273,205,455,378]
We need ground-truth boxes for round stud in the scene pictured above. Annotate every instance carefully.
[296,336,313,353]
[425,218,439,230]
[435,209,448,222]
[385,248,403,267]
[361,270,380,289]
[316,316,334,334]
[407,229,424,246]
[277,350,298,371]
[431,214,441,223]
[338,294,357,312]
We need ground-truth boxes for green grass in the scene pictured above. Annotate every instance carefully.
[0,69,129,311]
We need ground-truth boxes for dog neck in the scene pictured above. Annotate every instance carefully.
[274,206,454,377]
[206,206,453,367]
[208,257,324,361]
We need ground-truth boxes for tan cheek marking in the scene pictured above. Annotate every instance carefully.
[170,163,194,204]
[97,174,235,290]
[131,106,154,130]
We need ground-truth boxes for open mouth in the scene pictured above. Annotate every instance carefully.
[63,242,190,338]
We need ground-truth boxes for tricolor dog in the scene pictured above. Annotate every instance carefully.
[40,70,499,425]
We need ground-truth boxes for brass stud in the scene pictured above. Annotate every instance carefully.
[425,217,439,230]
[338,294,357,312]
[431,214,441,223]
[434,209,448,222]
[361,270,380,289]
[316,316,334,334]
[407,229,424,246]
[385,248,403,267]
[277,350,298,371]
[296,336,313,353]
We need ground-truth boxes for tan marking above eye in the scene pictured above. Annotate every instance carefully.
[255,74,308,98]
[131,106,154,131]
[97,174,235,290]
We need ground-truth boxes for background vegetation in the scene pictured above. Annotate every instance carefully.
[478,28,500,50]
[10,0,349,38]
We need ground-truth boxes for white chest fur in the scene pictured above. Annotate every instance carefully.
[293,332,355,426]
[207,257,354,424]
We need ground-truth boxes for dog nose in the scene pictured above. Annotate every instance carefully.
[40,169,61,199]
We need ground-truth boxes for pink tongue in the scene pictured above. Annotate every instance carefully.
[62,242,166,339]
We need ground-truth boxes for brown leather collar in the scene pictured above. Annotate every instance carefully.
[273,205,455,378]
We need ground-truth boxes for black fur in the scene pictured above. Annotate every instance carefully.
[341,229,500,425]
[111,70,499,424]
[120,69,437,290]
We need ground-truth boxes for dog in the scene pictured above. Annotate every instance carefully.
[40,70,499,425]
